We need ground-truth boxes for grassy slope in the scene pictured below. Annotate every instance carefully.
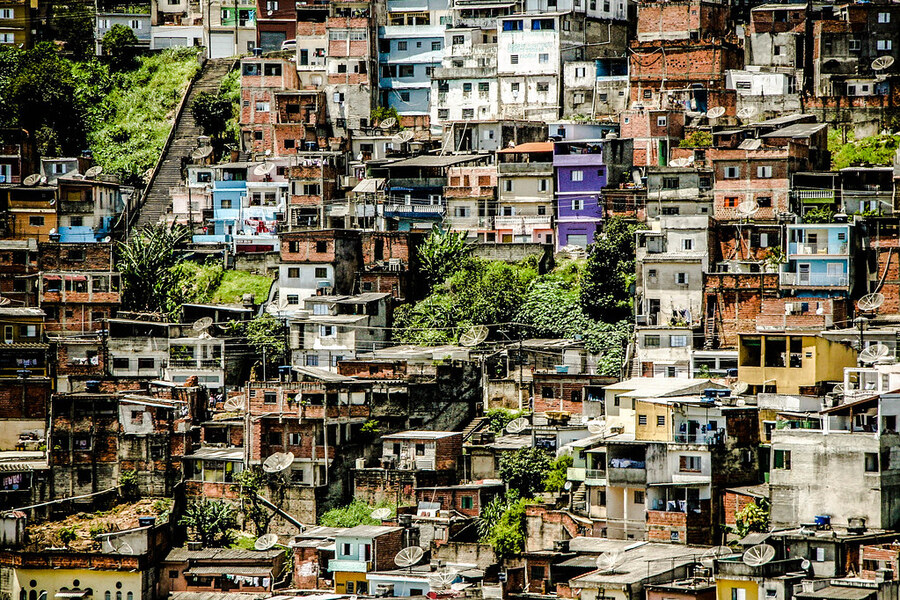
[209,270,273,305]
[828,129,900,170]
[89,48,201,182]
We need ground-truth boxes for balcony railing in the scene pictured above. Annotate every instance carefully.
[780,272,849,287]
[788,242,848,255]
[168,358,223,368]
[585,469,606,483]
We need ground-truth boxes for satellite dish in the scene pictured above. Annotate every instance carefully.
[458,325,488,347]
[429,572,457,589]
[873,56,895,71]
[191,146,214,160]
[742,544,776,567]
[23,173,42,187]
[801,558,812,570]
[736,398,746,407]
[669,157,692,167]
[262,451,294,473]
[505,417,529,434]
[732,381,749,395]
[737,106,758,120]
[223,397,244,412]
[255,533,279,551]
[707,106,726,119]
[394,546,425,568]
[371,507,393,520]
[859,343,891,364]
[700,545,733,567]
[379,117,398,129]
[85,166,103,178]
[832,383,845,394]
[193,317,214,331]
[0,297,10,307]
[254,162,276,176]
[595,550,624,573]
[587,419,606,434]
[738,200,760,219]
[49,199,56,206]
[857,293,885,313]
[392,130,415,144]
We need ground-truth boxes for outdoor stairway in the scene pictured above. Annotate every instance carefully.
[134,59,234,228]
[572,487,586,503]
[461,416,488,441]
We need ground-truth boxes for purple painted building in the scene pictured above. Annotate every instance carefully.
[554,140,606,249]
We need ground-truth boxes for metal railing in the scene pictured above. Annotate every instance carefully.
[780,272,849,287]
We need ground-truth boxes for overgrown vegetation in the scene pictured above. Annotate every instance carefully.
[319,499,394,528]
[116,224,191,315]
[734,499,770,538]
[498,447,552,497]
[486,408,525,433]
[829,129,900,170]
[543,454,574,492]
[179,499,239,547]
[478,490,535,557]
[678,131,712,148]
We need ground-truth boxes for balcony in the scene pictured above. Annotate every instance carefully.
[497,162,553,175]
[494,215,552,233]
[672,431,723,446]
[567,467,585,481]
[168,358,223,369]
[607,460,646,485]
[328,559,371,573]
[585,469,607,485]
[780,272,849,287]
[788,242,848,256]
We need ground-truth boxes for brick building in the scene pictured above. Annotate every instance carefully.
[357,231,424,302]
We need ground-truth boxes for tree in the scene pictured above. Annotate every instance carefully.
[486,408,524,433]
[179,499,238,547]
[102,24,139,71]
[735,500,770,538]
[543,454,573,492]
[319,499,392,527]
[115,224,191,314]
[49,2,95,60]
[499,447,552,496]
[244,313,287,376]
[478,490,533,557]
[580,216,645,322]
[191,91,233,139]
[418,226,472,291]
[236,466,285,535]
[371,106,400,126]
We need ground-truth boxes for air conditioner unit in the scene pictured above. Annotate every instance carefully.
[375,584,394,597]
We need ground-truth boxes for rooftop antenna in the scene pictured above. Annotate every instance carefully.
[394,546,425,571]
[254,533,279,551]
[669,157,692,168]
[392,130,415,145]
[191,146,213,161]
[735,200,759,259]
[253,162,276,177]
[857,292,884,313]
[262,451,294,473]
[737,106,758,122]
[505,417,529,434]
[458,325,488,347]
[700,545,733,567]
[84,165,103,179]
[103,537,135,555]
[742,544,776,567]
[0,297,11,307]
[832,382,845,395]
[731,381,749,396]
[192,316,214,333]
[223,396,244,412]
[429,572,457,590]
[371,507,393,521]
[587,419,606,435]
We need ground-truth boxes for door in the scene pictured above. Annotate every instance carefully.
[209,32,235,58]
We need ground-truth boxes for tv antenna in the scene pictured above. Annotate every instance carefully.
[832,383,845,395]
[737,200,760,220]
[669,157,692,167]
[872,56,895,71]
[731,381,749,395]
[857,292,884,313]
[23,173,42,187]
[0,297,11,307]
[742,544,775,567]
[192,316,214,332]
[505,417,529,434]
[254,162,276,177]
[429,572,457,589]
[223,396,244,412]
[587,419,606,435]
[458,325,488,347]
[191,146,213,160]
[699,545,733,567]
[394,546,425,569]
[262,451,294,473]
[737,106,758,121]
[254,533,279,551]
[371,507,393,521]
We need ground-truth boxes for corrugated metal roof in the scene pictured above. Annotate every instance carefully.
[185,566,273,577]
[165,547,283,561]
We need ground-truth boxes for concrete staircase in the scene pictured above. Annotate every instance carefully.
[134,59,234,228]
[460,415,488,441]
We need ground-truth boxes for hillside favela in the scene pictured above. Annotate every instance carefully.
[2,2,900,600]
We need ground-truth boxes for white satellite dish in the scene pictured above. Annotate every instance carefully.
[505,417,529,434]
[707,106,726,119]
[0,297,11,307]
[832,383,845,394]
[857,292,885,313]
[23,173,42,187]
[458,325,488,347]
[104,537,134,555]
[84,165,103,179]
[587,419,606,434]
[737,106,758,120]
[392,130,415,144]
[394,546,425,568]
[429,572,457,589]
[873,56,895,71]
[191,146,213,160]
[263,451,294,473]
[738,200,760,219]
[669,157,692,168]
[700,545,733,567]
[859,343,891,364]
[595,550,624,573]
[379,117,398,129]
[254,162,276,176]
[193,316,214,332]
[223,397,244,412]
[564,481,573,491]
[255,533,279,551]
[371,507,392,520]
[742,544,776,567]
[801,558,812,570]
[732,381,749,395]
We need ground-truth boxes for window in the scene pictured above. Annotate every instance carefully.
[849,39,861,51]
[0,8,13,18]
[397,41,407,51]
[679,455,701,472]
[537,81,550,92]
[532,18,554,29]
[438,109,449,120]
[432,41,441,50]
[530,566,546,581]
[538,205,547,215]
[510,55,519,65]
[138,358,154,370]
[463,82,472,94]
[877,40,892,51]
[757,165,773,178]
[316,240,327,253]
[633,490,644,504]
[29,216,44,227]
[452,35,464,45]
[682,238,693,250]
[670,335,688,347]
[462,108,474,119]
[113,357,129,370]
[461,496,474,509]
[315,267,328,278]
[400,91,410,102]
[724,196,740,208]
[638,415,647,425]
[644,335,660,348]
[732,589,746,600]
[575,66,586,78]
[773,449,791,469]
[574,92,585,104]
[815,547,825,562]
[657,415,665,426]
[305,355,319,367]
[773,45,782,56]
[571,170,584,182]
[511,82,520,93]
[399,65,414,77]
[539,179,548,192]
[503,19,523,30]
[287,267,300,279]
[877,11,890,23]
[255,101,270,112]
[675,272,689,285]
[662,177,678,189]
[287,295,299,305]
[478,82,489,92]
[571,199,584,210]
[503,180,513,192]
[662,206,680,215]
[865,452,879,472]
[539,53,549,64]
[656,116,667,127]
[724,166,740,179]
[757,196,772,208]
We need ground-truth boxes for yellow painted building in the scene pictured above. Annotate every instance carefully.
[737,333,857,395]
[12,567,144,600]
[334,571,369,595]
[715,577,759,600]
[633,400,672,442]
[4,186,57,242]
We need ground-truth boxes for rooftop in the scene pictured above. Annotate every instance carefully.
[337,525,403,538]
[165,547,284,562]
[382,430,462,440]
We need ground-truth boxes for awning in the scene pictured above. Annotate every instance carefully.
[351,178,385,194]
[43,275,61,281]
[65,275,88,282]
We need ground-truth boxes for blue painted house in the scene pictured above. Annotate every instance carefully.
[780,223,851,295]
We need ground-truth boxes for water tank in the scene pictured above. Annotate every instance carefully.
[814,515,831,527]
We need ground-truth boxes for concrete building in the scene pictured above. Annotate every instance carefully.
[431,28,500,127]
[95,11,152,54]
[495,142,555,244]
